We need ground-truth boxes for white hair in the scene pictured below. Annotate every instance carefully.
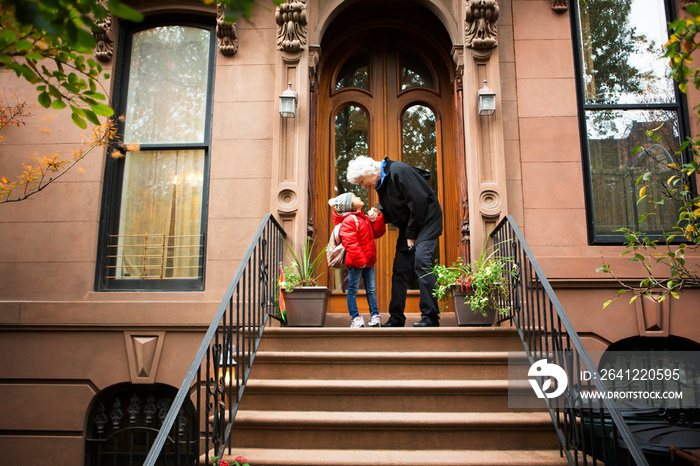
[346,155,381,184]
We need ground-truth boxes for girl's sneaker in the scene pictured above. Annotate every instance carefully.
[368,314,382,327]
[350,316,365,328]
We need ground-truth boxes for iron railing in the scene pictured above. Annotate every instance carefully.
[105,233,204,279]
[143,214,286,466]
[492,215,649,465]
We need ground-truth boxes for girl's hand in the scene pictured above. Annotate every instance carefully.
[368,207,379,222]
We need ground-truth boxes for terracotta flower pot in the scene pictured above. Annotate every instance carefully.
[282,286,331,327]
[451,285,496,326]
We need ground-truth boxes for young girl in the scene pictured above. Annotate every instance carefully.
[328,192,385,328]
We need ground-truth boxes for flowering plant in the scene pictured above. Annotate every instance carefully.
[280,237,326,292]
[211,455,250,466]
[430,246,511,316]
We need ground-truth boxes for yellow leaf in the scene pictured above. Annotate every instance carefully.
[639,186,648,198]
[668,163,677,168]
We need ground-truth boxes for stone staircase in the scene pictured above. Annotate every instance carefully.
[217,324,569,466]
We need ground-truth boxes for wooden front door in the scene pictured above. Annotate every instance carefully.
[315,24,462,313]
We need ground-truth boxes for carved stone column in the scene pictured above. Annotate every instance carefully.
[462,0,508,258]
[452,46,471,262]
[271,1,311,249]
[307,46,320,239]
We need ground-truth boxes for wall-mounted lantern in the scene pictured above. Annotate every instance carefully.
[477,80,496,116]
[279,82,298,118]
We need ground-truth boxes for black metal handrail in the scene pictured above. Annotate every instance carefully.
[492,216,649,466]
[143,214,286,466]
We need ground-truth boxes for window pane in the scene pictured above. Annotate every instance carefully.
[124,26,211,144]
[334,105,369,205]
[587,110,684,236]
[402,105,437,192]
[112,150,205,279]
[335,50,369,91]
[578,0,674,105]
[400,50,434,90]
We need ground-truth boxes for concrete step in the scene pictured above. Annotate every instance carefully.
[215,325,565,465]
[248,351,519,380]
[238,379,541,413]
[257,327,524,353]
[229,411,561,451]
[217,448,569,466]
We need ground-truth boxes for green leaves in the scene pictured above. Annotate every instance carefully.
[282,237,327,292]
[218,0,284,22]
[0,0,142,128]
[3,0,279,129]
[106,0,144,22]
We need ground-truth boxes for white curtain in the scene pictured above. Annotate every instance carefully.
[115,150,204,279]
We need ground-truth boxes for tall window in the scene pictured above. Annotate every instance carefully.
[96,18,215,290]
[572,0,687,243]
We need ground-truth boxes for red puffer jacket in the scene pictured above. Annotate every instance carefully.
[332,210,386,268]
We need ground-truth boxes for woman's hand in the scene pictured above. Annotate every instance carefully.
[407,238,415,249]
[368,207,379,222]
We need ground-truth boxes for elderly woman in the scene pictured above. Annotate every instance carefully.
[346,155,443,327]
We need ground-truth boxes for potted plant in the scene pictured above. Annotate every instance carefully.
[279,237,330,326]
[430,246,511,326]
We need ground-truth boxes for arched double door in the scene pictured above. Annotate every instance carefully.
[314,23,463,312]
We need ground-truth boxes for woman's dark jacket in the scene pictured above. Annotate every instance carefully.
[376,157,443,248]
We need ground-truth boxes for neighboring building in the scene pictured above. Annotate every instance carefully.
[0,0,698,464]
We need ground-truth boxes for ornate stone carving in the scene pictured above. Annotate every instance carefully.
[465,0,499,50]
[479,189,502,218]
[92,0,114,62]
[217,3,238,55]
[276,1,307,52]
[551,0,568,12]
[278,189,297,210]
[309,46,320,92]
[461,201,471,246]
[452,46,464,91]
[635,294,670,337]
[124,331,165,383]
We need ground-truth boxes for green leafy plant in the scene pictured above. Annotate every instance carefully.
[430,246,511,317]
[0,0,283,128]
[280,237,326,292]
[597,4,700,306]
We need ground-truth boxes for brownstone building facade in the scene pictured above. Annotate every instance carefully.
[0,0,698,464]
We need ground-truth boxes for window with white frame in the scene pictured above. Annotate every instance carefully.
[97,18,215,290]
[572,0,688,243]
